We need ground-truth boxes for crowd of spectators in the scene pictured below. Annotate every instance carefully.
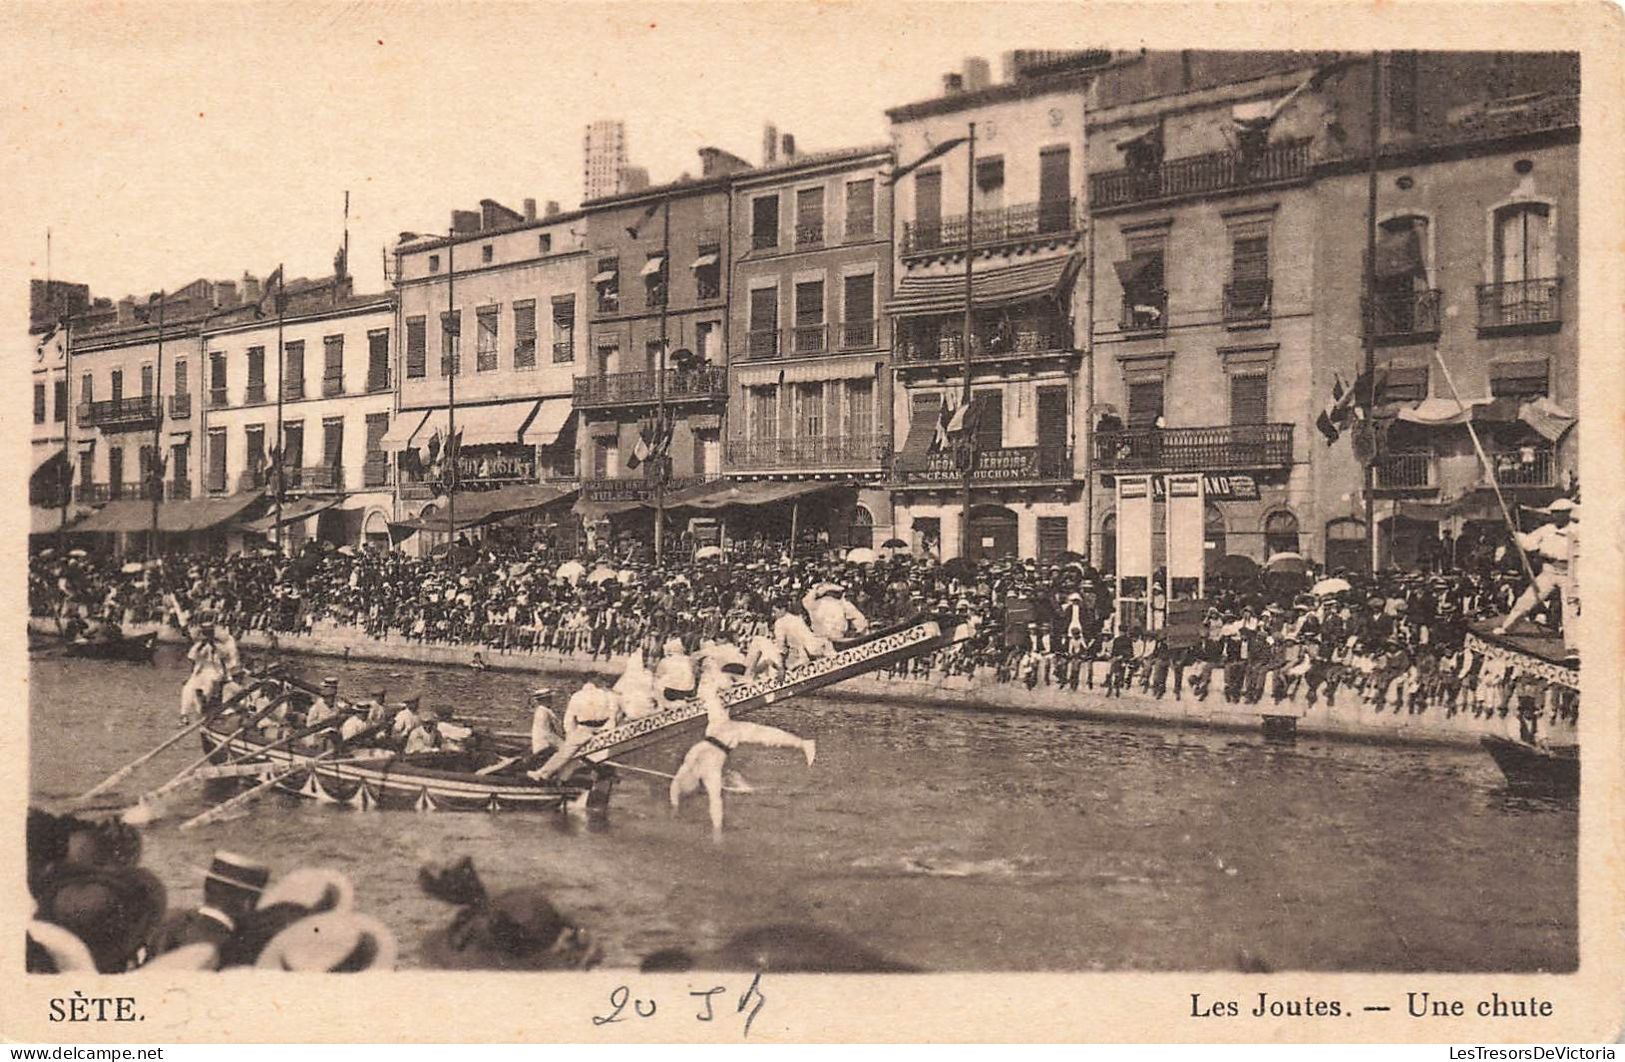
[29,531,1574,726]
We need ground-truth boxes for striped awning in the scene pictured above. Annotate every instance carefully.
[379,410,428,451]
[737,359,881,388]
[885,253,1082,317]
[73,491,265,534]
[454,400,539,447]
[237,497,337,533]
[520,399,573,446]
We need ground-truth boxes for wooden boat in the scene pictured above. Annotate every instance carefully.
[61,630,158,663]
[1481,735,1579,797]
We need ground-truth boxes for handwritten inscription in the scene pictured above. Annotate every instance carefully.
[593,975,766,1038]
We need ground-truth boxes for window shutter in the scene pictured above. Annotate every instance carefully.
[1127,380,1164,427]
[1230,373,1269,425]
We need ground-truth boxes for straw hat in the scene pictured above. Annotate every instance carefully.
[256,867,355,916]
[255,911,398,972]
[25,920,97,973]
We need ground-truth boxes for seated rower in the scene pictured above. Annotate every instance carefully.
[612,654,659,720]
[804,582,868,645]
[529,688,565,757]
[391,695,425,743]
[403,707,445,755]
[526,682,622,781]
[653,638,696,704]
[768,597,832,673]
[436,706,474,752]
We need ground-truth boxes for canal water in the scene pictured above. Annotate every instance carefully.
[28,646,1576,972]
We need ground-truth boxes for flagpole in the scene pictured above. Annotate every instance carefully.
[60,315,72,554]
[148,292,165,560]
[1362,52,1380,573]
[447,233,457,549]
[275,265,285,554]
[959,122,976,561]
[654,195,670,567]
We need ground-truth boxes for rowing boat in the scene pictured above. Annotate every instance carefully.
[61,631,158,663]
[1480,735,1579,797]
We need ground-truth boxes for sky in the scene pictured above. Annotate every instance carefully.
[7,1,1109,301]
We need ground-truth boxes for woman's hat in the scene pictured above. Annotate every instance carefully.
[255,911,398,972]
[421,886,599,972]
[256,867,355,916]
[26,919,97,973]
[32,865,167,974]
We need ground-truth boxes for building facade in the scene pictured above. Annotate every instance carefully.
[583,119,630,203]
[885,57,1095,562]
[197,276,395,550]
[392,200,591,552]
[726,144,897,548]
[29,316,74,523]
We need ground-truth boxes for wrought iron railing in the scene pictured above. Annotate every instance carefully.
[552,340,574,363]
[78,396,160,428]
[751,228,779,251]
[838,319,879,350]
[897,316,1073,365]
[167,394,191,418]
[794,221,824,248]
[1089,138,1312,210]
[1119,292,1168,335]
[726,433,889,471]
[1375,451,1437,490]
[282,379,306,401]
[322,374,345,398]
[167,479,192,500]
[792,323,828,355]
[1489,447,1555,487]
[1476,278,1562,330]
[75,483,113,504]
[1093,423,1294,472]
[746,328,782,360]
[894,444,1073,487]
[366,370,391,393]
[1223,277,1272,324]
[573,365,727,407]
[244,384,266,405]
[285,465,344,493]
[1366,288,1443,339]
[901,197,1080,256]
[363,455,391,488]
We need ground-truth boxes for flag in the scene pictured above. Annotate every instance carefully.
[1316,373,1351,444]
[928,394,956,453]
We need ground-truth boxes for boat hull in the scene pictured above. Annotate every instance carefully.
[199,725,602,813]
[61,632,158,663]
[1481,735,1579,797]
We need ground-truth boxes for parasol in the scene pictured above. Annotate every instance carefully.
[694,545,724,561]
[1265,552,1308,575]
[554,560,586,583]
[880,537,908,549]
[845,547,877,565]
[1311,577,1353,597]
[585,567,618,585]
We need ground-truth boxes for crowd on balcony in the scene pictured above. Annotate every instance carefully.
[31,509,1577,730]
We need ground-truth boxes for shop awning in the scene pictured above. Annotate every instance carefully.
[31,445,65,477]
[1393,395,1571,440]
[737,358,882,387]
[72,491,264,534]
[1518,396,1575,443]
[31,505,92,535]
[454,400,540,447]
[640,255,666,276]
[574,497,648,519]
[1398,486,1565,524]
[893,404,943,473]
[413,408,452,446]
[885,254,1082,317]
[520,398,573,446]
[592,270,617,284]
[236,497,337,534]
[670,480,841,511]
[691,252,719,269]
[379,410,428,451]
[394,484,578,533]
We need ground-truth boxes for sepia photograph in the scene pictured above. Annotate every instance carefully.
[6,0,1623,1045]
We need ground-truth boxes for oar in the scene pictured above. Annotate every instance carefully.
[69,684,263,805]
[117,693,294,823]
[192,754,386,780]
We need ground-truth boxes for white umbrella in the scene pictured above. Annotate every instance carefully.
[694,545,724,561]
[67,549,88,559]
[555,560,586,583]
[1311,577,1352,597]
[845,547,877,565]
[586,566,618,584]
[616,568,639,585]
[120,561,145,575]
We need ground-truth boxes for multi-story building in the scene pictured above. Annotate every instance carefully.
[583,120,631,203]
[725,144,896,548]
[29,314,74,531]
[576,150,749,546]
[392,198,590,552]
[197,274,396,550]
[1309,51,1579,571]
[1085,51,1330,574]
[885,54,1097,561]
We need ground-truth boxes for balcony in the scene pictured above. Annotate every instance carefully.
[77,396,160,430]
[574,365,727,408]
[1490,447,1555,488]
[1089,138,1312,212]
[282,380,306,401]
[1477,278,1562,332]
[1374,451,1438,492]
[726,433,890,473]
[322,374,345,398]
[746,328,782,360]
[894,444,1073,489]
[1119,292,1168,336]
[792,323,829,356]
[75,482,113,504]
[901,198,1081,258]
[1223,278,1272,327]
[362,454,391,489]
[579,473,718,503]
[1366,288,1442,342]
[285,465,344,494]
[168,394,193,419]
[897,315,1074,370]
[166,479,192,500]
[1093,423,1294,473]
[838,319,880,351]
[794,221,824,249]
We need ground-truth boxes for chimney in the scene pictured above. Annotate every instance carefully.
[545,200,561,217]
[762,122,779,165]
[780,133,797,161]
[943,71,964,94]
[963,57,991,91]
[241,273,262,305]
[116,296,136,325]
[523,198,537,221]
[215,280,239,308]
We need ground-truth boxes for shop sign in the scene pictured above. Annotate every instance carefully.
[1150,472,1259,502]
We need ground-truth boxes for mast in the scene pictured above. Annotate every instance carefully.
[1362,54,1380,572]
[447,235,457,548]
[148,292,165,559]
[654,196,671,565]
[958,122,976,560]
[275,266,286,552]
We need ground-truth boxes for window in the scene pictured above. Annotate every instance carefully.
[694,247,721,301]
[1485,202,1559,328]
[644,253,667,309]
[283,341,305,399]
[110,369,123,402]
[80,373,92,406]
[539,233,552,254]
[322,335,344,395]
[972,390,1003,452]
[282,422,304,473]
[849,505,875,549]
[1371,215,1433,336]
[794,279,825,354]
[644,339,662,376]
[246,346,265,402]
[836,274,878,351]
[975,156,1005,211]
[1038,146,1072,231]
[595,257,620,313]
[364,413,390,486]
[428,254,441,273]
[593,342,616,377]
[138,445,155,495]
[512,300,537,369]
[1378,364,1428,404]
[795,187,824,247]
[211,352,229,405]
[748,285,779,358]
[550,297,574,363]
[695,320,718,362]
[173,358,188,396]
[1325,517,1368,574]
[1227,232,1271,321]
[592,437,618,479]
[1127,379,1164,428]
[321,417,344,470]
[914,168,941,239]
[1229,373,1269,425]
[1383,51,1419,135]
[1264,511,1301,556]
[1490,360,1550,398]
[245,425,265,481]
[476,305,499,372]
[796,382,825,438]
[752,194,780,250]
[34,382,46,424]
[406,317,427,378]
[481,244,493,264]
[749,385,780,440]
[171,442,188,490]
[140,363,153,397]
[848,379,874,438]
[440,311,461,375]
[367,329,390,392]
[206,429,227,492]
[845,179,875,239]
[1119,234,1167,331]
[53,379,67,422]
[107,446,124,497]
[1038,516,1070,562]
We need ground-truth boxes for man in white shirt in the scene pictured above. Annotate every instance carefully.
[1494,498,1578,650]
[803,583,869,645]
[769,598,832,672]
